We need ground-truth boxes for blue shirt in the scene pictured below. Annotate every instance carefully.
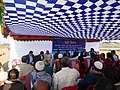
[30,70,51,86]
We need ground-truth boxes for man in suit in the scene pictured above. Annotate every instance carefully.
[35,51,44,64]
[63,50,70,58]
[25,51,35,65]
[72,48,80,58]
[53,50,60,59]
[80,49,88,57]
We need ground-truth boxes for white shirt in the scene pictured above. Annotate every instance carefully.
[113,54,119,62]
[15,63,34,77]
[53,67,80,90]
[44,53,52,61]
[29,55,33,64]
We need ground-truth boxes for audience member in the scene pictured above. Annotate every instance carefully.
[44,50,52,65]
[2,69,26,90]
[106,52,114,62]
[104,66,120,84]
[78,56,86,69]
[85,53,97,75]
[78,61,103,90]
[95,77,116,90]
[30,61,51,89]
[53,53,63,73]
[15,56,34,77]
[99,53,105,63]
[104,52,114,67]
[99,53,105,61]
[53,57,80,90]
[25,51,35,65]
[111,50,119,65]
[32,80,49,90]
[96,66,120,90]
[78,56,86,78]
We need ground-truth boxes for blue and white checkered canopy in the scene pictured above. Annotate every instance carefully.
[4,0,120,40]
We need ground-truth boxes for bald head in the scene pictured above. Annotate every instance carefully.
[33,80,49,90]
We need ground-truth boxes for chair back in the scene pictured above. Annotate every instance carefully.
[61,85,78,90]
[19,75,27,83]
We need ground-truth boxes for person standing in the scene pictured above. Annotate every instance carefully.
[111,50,119,65]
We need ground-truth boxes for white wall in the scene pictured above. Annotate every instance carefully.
[85,42,100,52]
[8,37,52,69]
[10,39,100,59]
[14,40,52,59]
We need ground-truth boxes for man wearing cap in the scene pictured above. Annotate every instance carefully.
[78,61,103,90]
[29,61,51,89]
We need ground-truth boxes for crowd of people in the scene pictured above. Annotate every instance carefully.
[0,48,120,90]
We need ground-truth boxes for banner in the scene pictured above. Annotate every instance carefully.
[52,38,86,54]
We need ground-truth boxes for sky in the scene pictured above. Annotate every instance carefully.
[0,26,9,44]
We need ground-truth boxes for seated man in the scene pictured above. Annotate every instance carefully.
[95,78,116,90]
[32,80,49,90]
[53,57,80,90]
[71,48,80,58]
[15,56,34,77]
[53,50,60,59]
[78,61,103,90]
[2,69,26,90]
[29,61,51,89]
[104,66,120,84]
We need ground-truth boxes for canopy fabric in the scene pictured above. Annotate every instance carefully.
[4,0,120,40]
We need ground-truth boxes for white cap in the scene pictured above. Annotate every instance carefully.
[35,61,45,71]
[94,61,103,70]
[58,54,63,59]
